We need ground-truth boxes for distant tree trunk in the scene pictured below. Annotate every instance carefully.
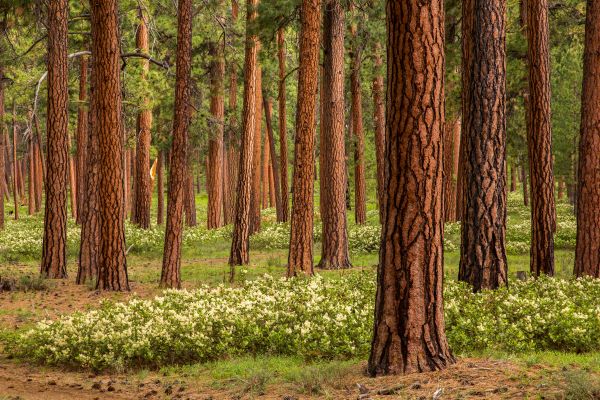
[68,135,77,219]
[557,178,564,200]
[207,35,225,229]
[369,0,455,376]
[317,0,350,271]
[11,105,18,220]
[0,67,5,230]
[133,7,153,230]
[526,0,555,277]
[229,0,259,272]
[458,0,508,292]
[250,66,263,233]
[41,0,68,279]
[184,163,197,227]
[156,149,164,225]
[263,96,283,221]
[91,0,129,291]
[277,28,289,222]
[350,18,366,225]
[28,137,34,216]
[443,119,456,222]
[510,165,517,192]
[261,123,270,209]
[161,0,192,289]
[76,56,88,224]
[124,149,130,216]
[522,164,529,207]
[575,0,600,278]
[287,0,321,277]
[34,139,42,211]
[450,119,461,222]
[130,145,137,222]
[372,42,385,223]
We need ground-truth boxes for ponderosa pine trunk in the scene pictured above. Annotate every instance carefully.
[350,17,366,225]
[277,27,289,222]
[0,67,5,230]
[12,105,18,220]
[207,35,225,229]
[76,56,88,224]
[287,0,321,277]
[575,0,600,278]
[526,0,555,277]
[133,7,153,229]
[263,96,283,221]
[317,0,350,271]
[372,42,385,223]
[448,119,461,222]
[443,119,456,222]
[68,135,77,219]
[91,0,129,291]
[184,164,197,227]
[458,0,508,292]
[510,164,517,192]
[161,0,192,289]
[250,66,263,233]
[261,130,270,209]
[369,0,454,375]
[157,149,164,225]
[229,0,259,272]
[28,137,34,216]
[41,0,68,279]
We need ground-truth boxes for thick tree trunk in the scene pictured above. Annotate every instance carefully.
[287,0,321,277]
[157,150,164,225]
[575,0,600,278]
[317,0,350,271]
[350,19,366,225]
[263,96,283,221]
[161,0,192,288]
[369,0,454,375]
[372,43,385,223]
[91,0,130,291]
[526,0,555,277]
[41,0,69,279]
[250,66,263,233]
[76,56,88,224]
[133,7,153,230]
[0,67,5,229]
[458,0,508,292]
[277,28,289,222]
[207,37,225,229]
[229,0,259,272]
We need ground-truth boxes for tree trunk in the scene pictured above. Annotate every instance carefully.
[317,0,350,271]
[184,163,197,227]
[41,0,69,279]
[90,0,130,291]
[76,56,88,224]
[369,0,454,375]
[68,135,77,219]
[133,7,153,230]
[161,0,192,288]
[557,178,564,200]
[28,137,34,216]
[522,164,529,207]
[350,18,366,225]
[372,42,385,223]
[526,0,555,277]
[229,0,259,272]
[0,67,5,230]
[450,119,461,222]
[458,0,508,292]
[510,164,517,192]
[263,96,283,221]
[575,0,600,278]
[261,123,270,209]
[129,145,137,221]
[277,27,289,222]
[157,149,164,225]
[12,105,18,220]
[443,119,456,222]
[287,0,321,277]
[207,36,225,229]
[250,66,263,233]
[34,139,42,211]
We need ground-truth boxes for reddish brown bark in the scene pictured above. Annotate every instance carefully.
[443,120,455,222]
[229,0,259,271]
[459,0,508,291]
[263,96,283,220]
[41,0,69,279]
[526,0,556,277]
[207,36,225,229]
[277,27,289,222]
[133,7,153,229]
[91,0,129,291]
[250,66,263,234]
[261,126,270,209]
[12,105,18,220]
[161,0,192,288]
[510,164,517,192]
[287,0,321,277]
[369,0,454,375]
[350,19,366,225]
[76,56,88,224]
[575,0,600,278]
[522,164,529,207]
[317,0,350,271]
[68,136,77,219]
[28,137,34,216]
[372,42,385,223]
[184,164,197,227]
[0,67,5,229]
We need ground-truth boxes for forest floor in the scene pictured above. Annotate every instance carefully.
[1,261,600,399]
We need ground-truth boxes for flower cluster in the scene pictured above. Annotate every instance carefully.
[9,274,600,370]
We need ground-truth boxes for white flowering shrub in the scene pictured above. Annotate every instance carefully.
[9,274,600,370]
